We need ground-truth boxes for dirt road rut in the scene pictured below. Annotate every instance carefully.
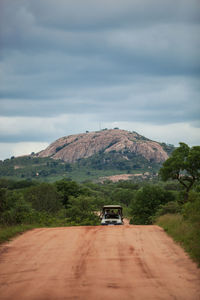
[0,225,199,300]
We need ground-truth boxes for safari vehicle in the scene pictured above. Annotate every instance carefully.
[100,205,123,225]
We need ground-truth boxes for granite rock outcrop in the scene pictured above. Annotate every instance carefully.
[37,129,169,164]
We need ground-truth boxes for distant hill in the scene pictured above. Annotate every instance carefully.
[37,129,170,163]
[0,129,175,182]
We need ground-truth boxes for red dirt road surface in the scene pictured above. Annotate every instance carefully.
[0,225,200,300]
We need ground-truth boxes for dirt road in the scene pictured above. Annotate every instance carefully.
[0,225,200,300]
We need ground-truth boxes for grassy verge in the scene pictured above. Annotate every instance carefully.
[0,224,38,244]
[156,214,200,266]
[0,222,70,244]
[0,219,100,245]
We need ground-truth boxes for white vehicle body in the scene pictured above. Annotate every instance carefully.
[101,205,123,225]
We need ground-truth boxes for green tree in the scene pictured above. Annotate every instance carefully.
[111,188,135,206]
[0,188,8,213]
[0,189,21,214]
[159,143,200,201]
[11,194,35,224]
[66,195,99,225]
[0,191,36,225]
[25,183,62,213]
[55,180,82,207]
[130,185,174,224]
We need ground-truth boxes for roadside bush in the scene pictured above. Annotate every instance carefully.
[0,192,37,225]
[25,183,63,213]
[182,191,200,225]
[66,195,100,225]
[152,201,181,222]
[156,213,200,266]
[130,185,174,225]
[156,191,200,265]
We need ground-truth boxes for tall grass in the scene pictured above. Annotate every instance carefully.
[0,221,69,244]
[156,214,200,266]
[0,225,36,244]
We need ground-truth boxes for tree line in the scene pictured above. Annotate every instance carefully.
[0,142,199,227]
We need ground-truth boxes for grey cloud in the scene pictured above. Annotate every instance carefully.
[0,0,199,147]
[26,0,200,30]
[1,77,199,127]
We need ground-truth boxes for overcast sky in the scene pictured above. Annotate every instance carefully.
[0,0,200,159]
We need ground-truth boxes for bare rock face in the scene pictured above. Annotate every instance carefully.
[37,129,168,163]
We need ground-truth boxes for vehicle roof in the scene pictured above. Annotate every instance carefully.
[102,205,122,209]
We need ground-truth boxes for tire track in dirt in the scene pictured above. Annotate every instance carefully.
[0,225,199,300]
[73,226,100,280]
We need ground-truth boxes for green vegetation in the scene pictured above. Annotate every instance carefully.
[76,150,162,175]
[0,224,36,243]
[156,214,200,265]
[129,185,174,224]
[0,177,145,240]
[0,156,70,180]
[0,179,100,242]
[0,142,199,266]
[160,143,200,201]
[0,177,199,266]
[157,143,200,265]
[156,192,200,265]
[0,144,174,182]
[66,196,100,225]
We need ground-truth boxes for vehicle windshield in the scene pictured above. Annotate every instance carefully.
[104,214,120,219]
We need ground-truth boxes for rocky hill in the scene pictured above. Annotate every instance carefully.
[0,129,174,182]
[37,129,169,164]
